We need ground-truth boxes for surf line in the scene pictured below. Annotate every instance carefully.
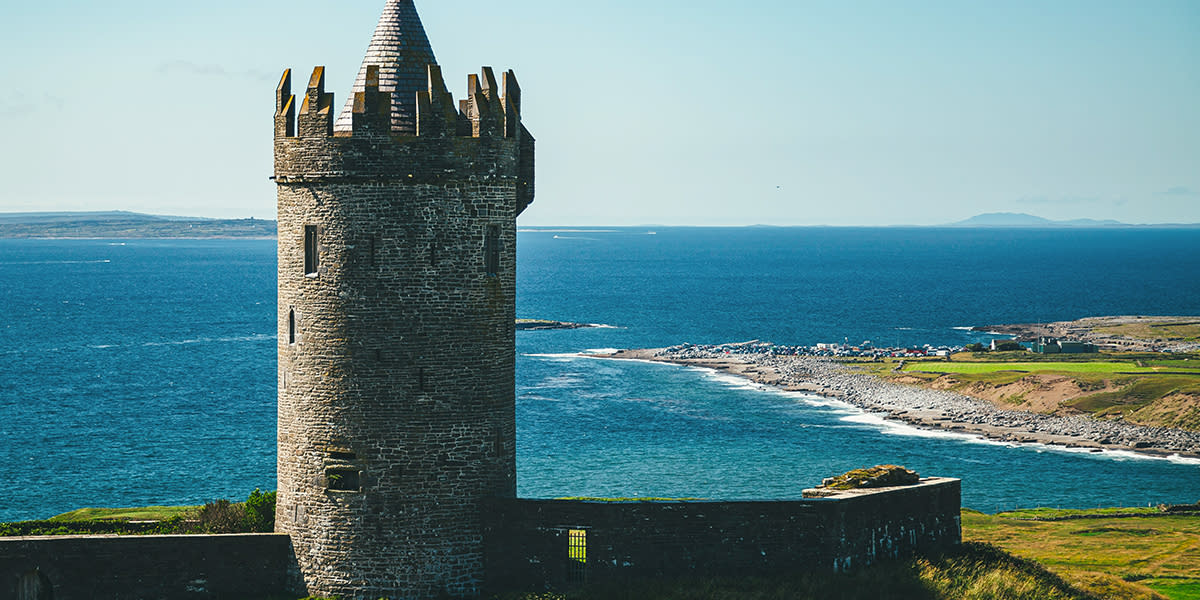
[577,348,1200,466]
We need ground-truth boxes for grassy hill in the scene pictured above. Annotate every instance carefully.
[858,352,1200,431]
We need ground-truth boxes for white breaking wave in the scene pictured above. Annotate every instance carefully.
[142,334,275,347]
[85,334,275,350]
[840,413,980,441]
[523,353,581,362]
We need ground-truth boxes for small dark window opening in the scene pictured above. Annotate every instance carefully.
[288,308,297,345]
[328,450,357,461]
[485,225,501,276]
[568,529,588,585]
[304,225,319,276]
[417,367,427,392]
[326,468,361,492]
[374,348,382,362]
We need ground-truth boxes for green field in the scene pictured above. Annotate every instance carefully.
[1151,359,1200,369]
[964,509,1200,600]
[47,506,195,522]
[902,362,1200,375]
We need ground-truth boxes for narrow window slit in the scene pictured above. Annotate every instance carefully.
[288,308,297,345]
[304,225,319,276]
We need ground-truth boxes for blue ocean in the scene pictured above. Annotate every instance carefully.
[2,228,1199,521]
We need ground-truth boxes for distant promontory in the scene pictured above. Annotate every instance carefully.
[948,212,1198,228]
[0,211,276,239]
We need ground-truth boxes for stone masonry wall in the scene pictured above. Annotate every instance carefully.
[274,65,530,600]
[484,478,962,594]
[0,534,293,600]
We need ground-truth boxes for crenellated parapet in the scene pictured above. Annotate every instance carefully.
[275,65,527,142]
[274,64,533,213]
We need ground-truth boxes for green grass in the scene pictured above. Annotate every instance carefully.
[902,362,1197,375]
[964,508,1200,600]
[1138,579,1200,600]
[1150,360,1200,369]
[996,507,1161,519]
[47,506,196,522]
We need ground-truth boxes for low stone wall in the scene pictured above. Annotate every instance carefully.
[0,533,294,599]
[0,480,960,598]
[484,478,961,594]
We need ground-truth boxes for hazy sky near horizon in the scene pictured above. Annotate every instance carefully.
[2,1,1198,226]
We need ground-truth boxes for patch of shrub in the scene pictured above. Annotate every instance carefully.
[244,488,277,533]
[192,499,247,534]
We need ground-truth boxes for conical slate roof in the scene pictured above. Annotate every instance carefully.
[333,0,438,134]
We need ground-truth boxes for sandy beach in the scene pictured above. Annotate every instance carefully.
[594,347,1200,460]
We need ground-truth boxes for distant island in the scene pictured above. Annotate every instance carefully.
[0,211,276,239]
[947,212,1198,228]
[515,319,604,331]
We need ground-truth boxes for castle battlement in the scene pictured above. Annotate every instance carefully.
[275,65,526,142]
[273,64,534,214]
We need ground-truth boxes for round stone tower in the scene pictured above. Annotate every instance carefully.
[272,2,534,597]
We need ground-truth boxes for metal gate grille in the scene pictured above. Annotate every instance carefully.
[568,529,588,585]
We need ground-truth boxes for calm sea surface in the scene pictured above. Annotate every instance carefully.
[2,228,1199,521]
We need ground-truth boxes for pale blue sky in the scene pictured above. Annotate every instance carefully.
[2,0,1197,225]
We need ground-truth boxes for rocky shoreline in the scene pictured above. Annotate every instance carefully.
[597,346,1200,460]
